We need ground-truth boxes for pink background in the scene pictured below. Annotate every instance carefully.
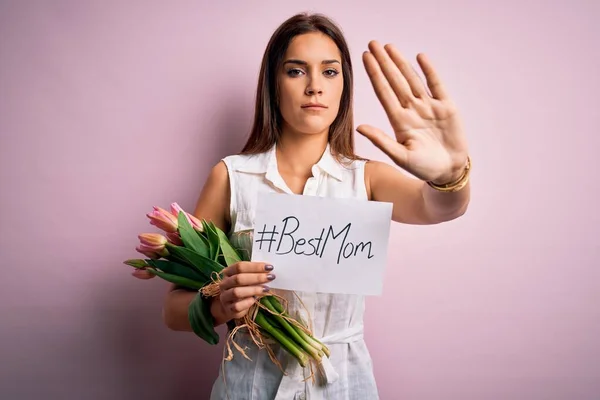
[1,1,598,399]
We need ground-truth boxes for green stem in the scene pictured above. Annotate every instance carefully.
[261,297,321,361]
[269,296,331,357]
[254,311,308,368]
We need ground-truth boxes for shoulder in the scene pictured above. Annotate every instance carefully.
[336,155,369,172]
[364,159,393,175]
[221,152,269,174]
[221,152,251,166]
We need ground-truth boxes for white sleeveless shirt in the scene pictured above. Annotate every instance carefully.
[210,143,380,400]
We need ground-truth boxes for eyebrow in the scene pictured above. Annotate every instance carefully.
[283,59,341,66]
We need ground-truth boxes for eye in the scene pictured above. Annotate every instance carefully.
[323,69,340,78]
[286,68,304,77]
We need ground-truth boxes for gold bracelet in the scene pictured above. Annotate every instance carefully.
[427,156,471,193]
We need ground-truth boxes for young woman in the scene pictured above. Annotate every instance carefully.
[133,12,470,400]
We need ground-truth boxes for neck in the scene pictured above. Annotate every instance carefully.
[276,129,329,176]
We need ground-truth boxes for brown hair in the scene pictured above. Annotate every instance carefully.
[240,13,362,162]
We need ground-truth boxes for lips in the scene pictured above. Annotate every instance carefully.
[301,103,327,109]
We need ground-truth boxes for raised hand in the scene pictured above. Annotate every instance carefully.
[357,41,469,184]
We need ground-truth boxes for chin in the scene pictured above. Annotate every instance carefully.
[292,119,334,136]
[296,125,330,136]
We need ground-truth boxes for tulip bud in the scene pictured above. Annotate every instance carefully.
[147,206,178,233]
[136,245,160,259]
[170,202,190,225]
[124,259,149,268]
[138,233,168,248]
[170,202,204,231]
[166,231,184,246]
[188,213,204,232]
[170,202,185,217]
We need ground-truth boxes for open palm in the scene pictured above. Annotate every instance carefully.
[357,41,469,184]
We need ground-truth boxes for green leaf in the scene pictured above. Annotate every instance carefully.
[145,268,204,290]
[166,244,224,280]
[188,293,219,345]
[146,259,205,283]
[196,230,211,250]
[214,223,242,266]
[164,251,191,267]
[201,220,220,261]
[235,247,251,262]
[177,212,211,259]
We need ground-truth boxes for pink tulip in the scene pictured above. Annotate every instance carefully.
[170,202,203,231]
[136,245,160,259]
[136,244,168,259]
[188,213,204,232]
[170,202,185,216]
[138,233,168,248]
[147,206,178,232]
[166,232,184,246]
[170,202,191,224]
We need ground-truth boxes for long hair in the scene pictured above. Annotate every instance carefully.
[240,13,361,162]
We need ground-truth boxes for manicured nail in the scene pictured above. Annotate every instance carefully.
[267,274,276,281]
[263,285,270,292]
[265,265,274,271]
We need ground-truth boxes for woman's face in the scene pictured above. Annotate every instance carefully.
[277,32,344,137]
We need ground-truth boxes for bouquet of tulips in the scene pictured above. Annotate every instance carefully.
[124,203,330,370]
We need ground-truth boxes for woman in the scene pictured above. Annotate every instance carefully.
[134,12,470,400]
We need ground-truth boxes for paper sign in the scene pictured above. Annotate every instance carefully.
[250,192,393,296]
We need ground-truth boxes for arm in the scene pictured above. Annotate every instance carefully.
[365,159,470,225]
[162,160,232,331]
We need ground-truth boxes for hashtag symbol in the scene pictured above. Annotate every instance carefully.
[255,224,279,252]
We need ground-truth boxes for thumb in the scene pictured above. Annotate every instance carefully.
[356,124,409,168]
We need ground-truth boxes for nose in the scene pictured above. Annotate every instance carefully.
[305,75,323,96]
[305,86,323,96]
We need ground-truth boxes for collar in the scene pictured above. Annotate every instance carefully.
[234,142,344,182]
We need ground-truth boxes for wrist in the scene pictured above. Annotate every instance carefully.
[430,157,469,185]
[209,295,229,326]
[427,156,471,193]
[431,170,462,186]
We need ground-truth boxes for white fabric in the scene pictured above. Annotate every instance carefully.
[209,143,380,400]
[317,324,365,385]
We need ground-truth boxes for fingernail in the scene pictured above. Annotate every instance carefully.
[267,274,276,281]
[265,265,274,271]
[263,285,270,292]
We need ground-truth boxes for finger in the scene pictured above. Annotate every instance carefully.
[132,269,155,279]
[220,271,276,291]
[362,50,403,121]
[228,296,258,314]
[221,285,270,304]
[223,261,273,277]
[356,124,409,168]
[416,53,448,100]
[367,41,413,107]
[384,44,428,98]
